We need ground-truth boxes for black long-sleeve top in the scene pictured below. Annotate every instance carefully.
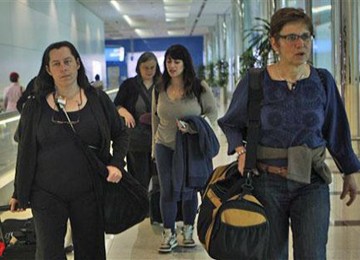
[13,88,129,207]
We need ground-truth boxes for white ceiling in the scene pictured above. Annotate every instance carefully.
[77,0,232,40]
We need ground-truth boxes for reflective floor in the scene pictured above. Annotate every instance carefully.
[97,128,360,259]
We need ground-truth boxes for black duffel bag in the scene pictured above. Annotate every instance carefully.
[103,169,149,234]
[197,161,269,260]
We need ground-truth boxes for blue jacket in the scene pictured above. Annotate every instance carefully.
[172,116,219,200]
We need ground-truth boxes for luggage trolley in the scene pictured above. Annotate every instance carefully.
[0,205,36,259]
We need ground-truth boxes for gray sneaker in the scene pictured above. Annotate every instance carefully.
[158,228,178,253]
[182,225,196,248]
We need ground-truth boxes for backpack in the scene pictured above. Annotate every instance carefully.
[196,68,269,260]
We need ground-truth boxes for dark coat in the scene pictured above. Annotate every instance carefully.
[13,88,129,207]
[113,76,142,118]
[172,116,219,200]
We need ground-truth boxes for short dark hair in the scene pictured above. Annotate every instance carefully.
[95,74,100,81]
[270,8,314,39]
[9,72,19,82]
[35,41,91,96]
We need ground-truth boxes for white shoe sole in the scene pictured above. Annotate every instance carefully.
[158,241,178,253]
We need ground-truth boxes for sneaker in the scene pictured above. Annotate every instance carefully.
[158,229,178,253]
[182,225,196,248]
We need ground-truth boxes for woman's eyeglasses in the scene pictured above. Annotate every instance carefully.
[278,33,313,43]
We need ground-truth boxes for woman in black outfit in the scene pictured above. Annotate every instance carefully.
[114,52,161,189]
[9,41,129,260]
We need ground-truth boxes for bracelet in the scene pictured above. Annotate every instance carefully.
[236,149,246,157]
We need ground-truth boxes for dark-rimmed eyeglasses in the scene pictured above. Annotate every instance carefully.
[278,33,313,43]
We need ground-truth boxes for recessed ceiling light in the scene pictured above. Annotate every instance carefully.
[163,0,192,4]
[165,12,189,18]
[110,1,121,12]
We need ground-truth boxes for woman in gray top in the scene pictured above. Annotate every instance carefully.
[152,44,217,253]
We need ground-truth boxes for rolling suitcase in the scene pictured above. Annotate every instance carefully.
[148,174,183,224]
[0,205,36,259]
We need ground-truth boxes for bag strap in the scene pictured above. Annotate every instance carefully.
[224,68,264,199]
[138,84,152,112]
[244,68,264,174]
[315,68,327,95]
[54,98,107,178]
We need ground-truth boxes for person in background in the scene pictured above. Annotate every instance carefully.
[114,52,161,189]
[3,72,23,112]
[16,76,36,113]
[218,8,359,259]
[152,44,218,253]
[92,74,104,90]
[9,41,128,259]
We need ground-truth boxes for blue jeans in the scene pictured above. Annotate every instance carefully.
[252,172,330,260]
[155,143,198,232]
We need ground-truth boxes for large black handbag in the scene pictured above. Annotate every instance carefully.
[102,169,149,234]
[74,136,149,235]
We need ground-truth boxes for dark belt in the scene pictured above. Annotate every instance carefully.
[257,162,288,177]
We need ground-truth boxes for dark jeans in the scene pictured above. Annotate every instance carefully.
[155,143,198,232]
[31,189,105,260]
[253,172,330,260]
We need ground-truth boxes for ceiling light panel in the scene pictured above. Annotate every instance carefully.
[168,30,186,36]
[165,12,189,18]
[163,0,192,4]
[164,6,190,12]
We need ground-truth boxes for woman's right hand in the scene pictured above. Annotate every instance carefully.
[118,107,136,128]
[9,198,25,212]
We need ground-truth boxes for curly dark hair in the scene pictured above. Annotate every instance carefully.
[34,41,91,97]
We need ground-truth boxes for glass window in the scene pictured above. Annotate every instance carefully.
[312,1,333,74]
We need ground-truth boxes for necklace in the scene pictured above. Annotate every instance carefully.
[53,89,82,111]
[276,64,306,90]
[51,90,82,125]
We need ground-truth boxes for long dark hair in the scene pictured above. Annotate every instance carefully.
[162,44,202,98]
[35,41,91,97]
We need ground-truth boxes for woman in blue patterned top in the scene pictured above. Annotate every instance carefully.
[218,7,359,260]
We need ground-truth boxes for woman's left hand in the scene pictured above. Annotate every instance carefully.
[106,165,122,183]
[341,173,358,206]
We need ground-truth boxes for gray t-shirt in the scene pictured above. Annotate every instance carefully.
[152,81,217,151]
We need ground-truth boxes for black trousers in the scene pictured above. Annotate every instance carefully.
[31,189,105,260]
[127,150,155,189]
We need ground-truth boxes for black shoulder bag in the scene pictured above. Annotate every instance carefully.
[56,98,149,234]
[127,85,152,151]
